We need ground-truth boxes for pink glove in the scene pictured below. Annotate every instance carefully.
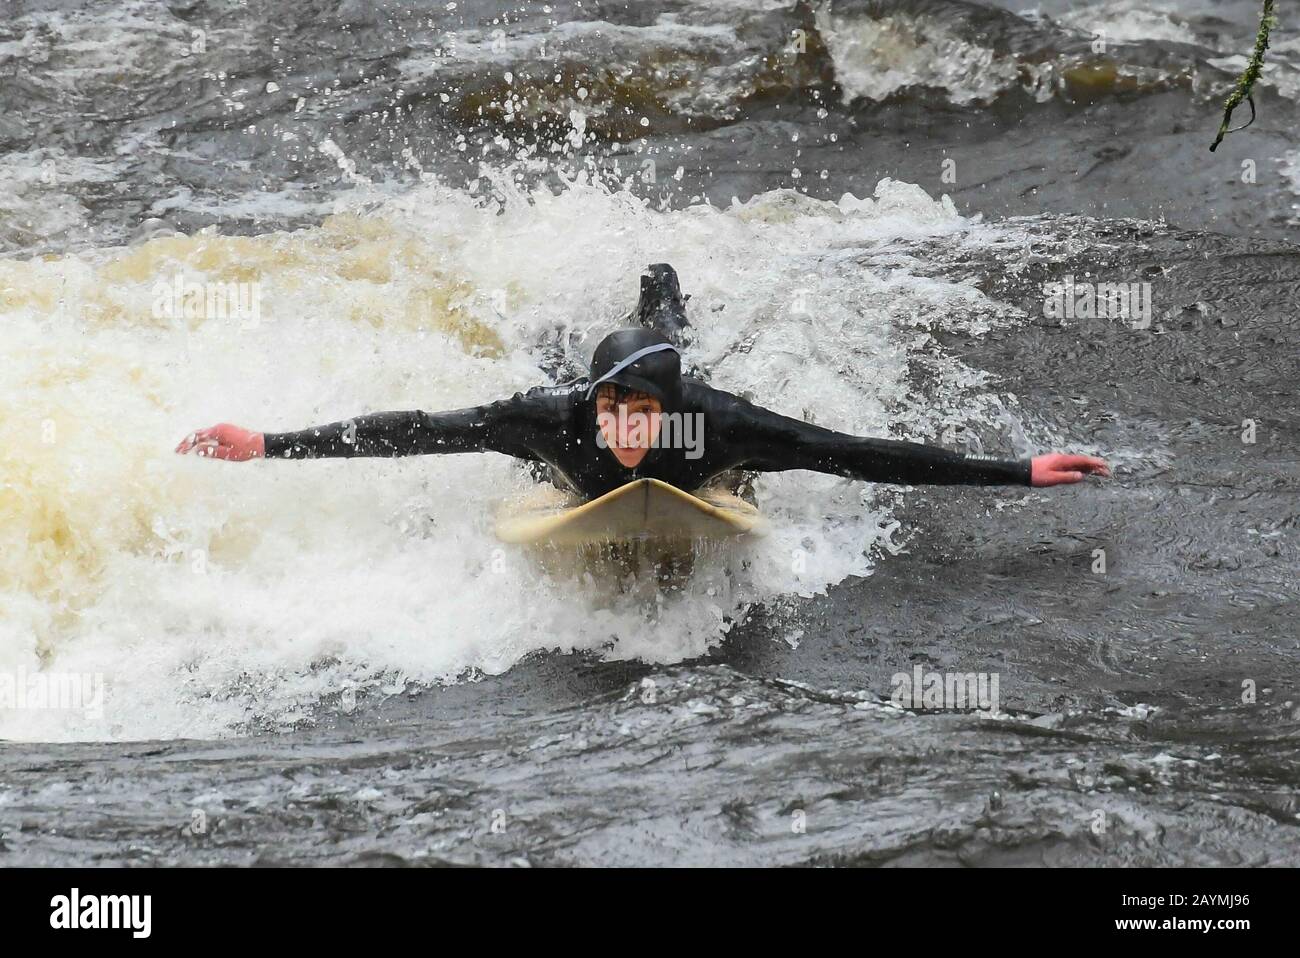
[175,423,266,461]
[1031,453,1110,487]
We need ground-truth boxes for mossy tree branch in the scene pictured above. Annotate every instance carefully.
[1210,0,1277,151]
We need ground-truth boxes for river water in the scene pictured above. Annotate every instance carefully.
[1,0,1297,865]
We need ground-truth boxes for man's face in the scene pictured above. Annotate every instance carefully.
[595,385,662,469]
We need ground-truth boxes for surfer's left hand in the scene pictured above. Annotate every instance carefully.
[1031,454,1110,487]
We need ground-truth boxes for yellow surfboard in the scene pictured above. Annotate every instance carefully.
[495,478,768,546]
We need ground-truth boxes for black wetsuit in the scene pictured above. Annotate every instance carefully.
[262,367,1031,498]
[264,266,1030,497]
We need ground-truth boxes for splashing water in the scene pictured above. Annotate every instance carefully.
[0,171,1028,742]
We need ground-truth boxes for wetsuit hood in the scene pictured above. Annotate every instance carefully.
[586,329,683,411]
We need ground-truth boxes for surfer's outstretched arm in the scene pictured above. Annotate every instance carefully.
[177,396,548,462]
[721,397,1108,487]
[260,405,528,459]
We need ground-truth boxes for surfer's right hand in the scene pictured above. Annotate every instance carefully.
[175,423,265,461]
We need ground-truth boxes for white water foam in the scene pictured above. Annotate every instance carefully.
[813,7,1050,106]
[0,172,1027,742]
[1055,1,1199,46]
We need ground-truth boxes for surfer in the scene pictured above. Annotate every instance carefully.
[176,265,1110,496]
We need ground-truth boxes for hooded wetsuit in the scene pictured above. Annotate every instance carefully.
[261,324,1031,498]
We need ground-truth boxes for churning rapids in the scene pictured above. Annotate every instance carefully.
[0,0,1297,865]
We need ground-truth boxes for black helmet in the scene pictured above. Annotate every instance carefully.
[585,329,682,409]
